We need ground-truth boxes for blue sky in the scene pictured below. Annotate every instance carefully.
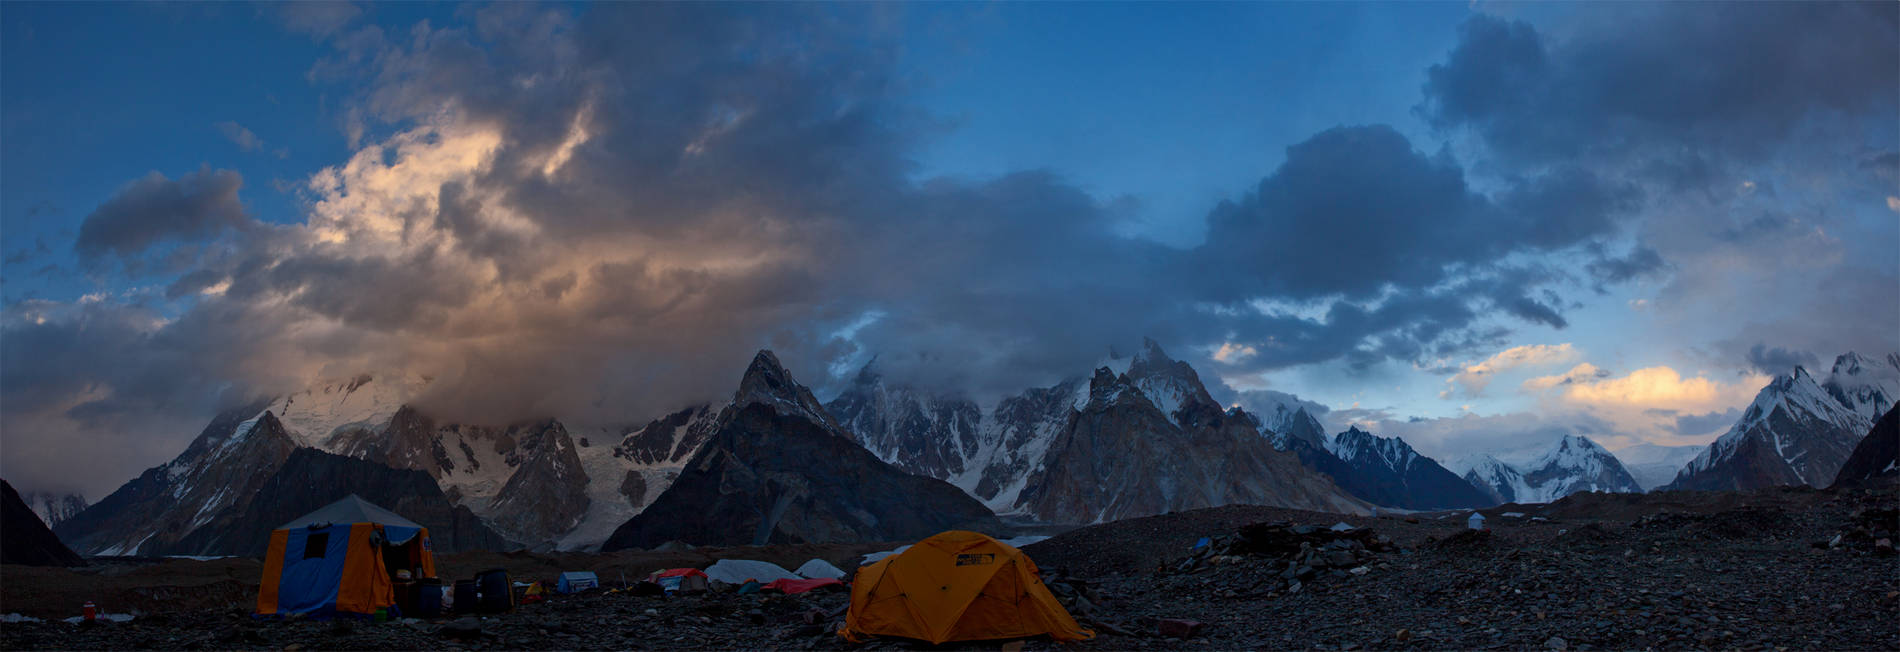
[2,2,1895,497]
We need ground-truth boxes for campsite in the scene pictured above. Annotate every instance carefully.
[4,485,1896,650]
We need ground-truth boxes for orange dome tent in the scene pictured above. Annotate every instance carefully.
[839,530,1094,644]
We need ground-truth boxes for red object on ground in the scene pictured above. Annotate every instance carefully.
[762,577,844,594]
[82,601,96,621]
[653,568,709,579]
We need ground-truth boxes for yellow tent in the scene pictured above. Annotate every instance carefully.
[839,530,1094,644]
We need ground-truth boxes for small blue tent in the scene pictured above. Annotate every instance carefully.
[556,571,599,593]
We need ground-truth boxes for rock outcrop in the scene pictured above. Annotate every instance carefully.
[1283,426,1496,510]
[1018,366,1370,523]
[2,479,85,566]
[172,448,514,557]
[54,404,295,556]
[1832,402,1899,488]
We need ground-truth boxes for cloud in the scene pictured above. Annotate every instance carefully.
[1421,5,1898,165]
[1742,344,1818,376]
[1545,366,1764,415]
[1195,125,1629,303]
[1444,343,1577,398]
[1586,245,1666,287]
[73,166,251,260]
[1212,342,1258,363]
[1654,407,1745,437]
[1230,389,1331,426]
[215,121,263,152]
[1421,5,1900,378]
[1521,362,1609,391]
[276,1,362,38]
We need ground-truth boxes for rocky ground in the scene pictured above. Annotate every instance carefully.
[3,485,1894,650]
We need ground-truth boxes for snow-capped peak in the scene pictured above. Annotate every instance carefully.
[1687,363,1857,475]
[1530,435,1614,476]
[269,372,431,449]
[1133,337,1169,365]
[1328,426,1418,472]
[1457,434,1641,504]
[1123,338,1219,428]
[1821,351,1900,425]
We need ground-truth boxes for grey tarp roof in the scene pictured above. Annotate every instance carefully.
[278,494,424,531]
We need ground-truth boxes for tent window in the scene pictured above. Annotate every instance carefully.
[303,533,329,559]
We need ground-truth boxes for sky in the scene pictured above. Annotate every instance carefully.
[2,2,1896,499]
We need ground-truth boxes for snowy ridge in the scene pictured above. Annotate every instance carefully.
[1685,366,1859,476]
[1821,352,1900,425]
[833,365,1081,516]
[1450,453,1531,504]
[1531,435,1615,478]
[1328,426,1419,472]
[1124,338,1219,428]
[1612,443,1702,490]
[1456,435,1641,504]
[267,373,430,450]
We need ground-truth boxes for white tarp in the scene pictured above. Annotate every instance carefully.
[703,559,800,584]
[859,544,910,565]
[794,559,847,579]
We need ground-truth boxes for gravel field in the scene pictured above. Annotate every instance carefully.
[4,485,1893,650]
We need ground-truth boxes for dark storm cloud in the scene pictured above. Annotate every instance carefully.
[1585,245,1666,287]
[1743,344,1819,376]
[74,166,250,260]
[163,268,225,299]
[1424,3,1898,373]
[1421,4,1899,164]
[1196,125,1629,303]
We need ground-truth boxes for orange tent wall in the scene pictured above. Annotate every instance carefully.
[839,531,1094,644]
[256,523,435,617]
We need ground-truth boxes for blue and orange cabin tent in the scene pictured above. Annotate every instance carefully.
[256,495,436,618]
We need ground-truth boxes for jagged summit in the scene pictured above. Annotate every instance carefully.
[1457,435,1641,504]
[1267,423,1492,510]
[1821,351,1900,424]
[1668,351,1898,491]
[604,352,998,549]
[1122,339,1222,428]
[734,349,838,431]
[1131,336,1168,364]
[1540,434,1602,460]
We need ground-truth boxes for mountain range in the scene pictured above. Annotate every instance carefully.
[1265,412,1495,510]
[46,341,1898,558]
[831,339,1370,522]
